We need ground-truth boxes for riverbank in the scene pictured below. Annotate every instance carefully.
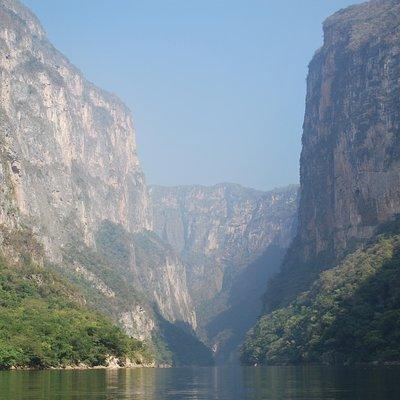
[5,356,159,371]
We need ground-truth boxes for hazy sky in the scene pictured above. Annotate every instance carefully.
[24,0,363,191]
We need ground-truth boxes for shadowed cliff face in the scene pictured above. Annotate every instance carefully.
[265,0,400,311]
[0,0,196,346]
[151,183,298,360]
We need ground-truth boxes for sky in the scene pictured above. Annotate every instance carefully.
[23,0,363,191]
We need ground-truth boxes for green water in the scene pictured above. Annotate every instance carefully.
[0,366,399,399]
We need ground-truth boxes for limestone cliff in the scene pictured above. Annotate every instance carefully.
[151,183,298,361]
[151,184,297,307]
[265,0,400,310]
[0,0,196,347]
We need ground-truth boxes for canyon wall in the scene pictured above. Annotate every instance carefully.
[151,183,298,361]
[242,0,400,367]
[265,0,400,311]
[0,0,196,349]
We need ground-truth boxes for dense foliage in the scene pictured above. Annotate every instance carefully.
[0,257,151,369]
[241,234,400,365]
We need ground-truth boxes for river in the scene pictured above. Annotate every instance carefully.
[0,365,399,399]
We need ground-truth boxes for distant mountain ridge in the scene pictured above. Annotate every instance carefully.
[151,183,298,361]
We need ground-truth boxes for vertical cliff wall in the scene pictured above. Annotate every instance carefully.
[0,0,151,248]
[0,0,196,347]
[242,0,400,367]
[266,0,400,310]
[151,184,297,310]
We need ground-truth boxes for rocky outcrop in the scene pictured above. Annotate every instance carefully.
[151,183,298,360]
[0,0,196,345]
[265,0,400,310]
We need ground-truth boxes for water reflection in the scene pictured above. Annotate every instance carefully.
[0,365,399,400]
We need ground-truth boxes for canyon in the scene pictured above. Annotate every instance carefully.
[0,0,299,366]
[2,0,398,369]
[151,183,297,361]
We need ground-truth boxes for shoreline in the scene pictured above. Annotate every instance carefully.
[6,363,166,372]
[3,356,168,371]
[248,361,400,368]
[6,362,400,372]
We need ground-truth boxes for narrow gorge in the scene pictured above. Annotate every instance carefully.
[151,183,297,362]
[1,0,399,373]
[0,0,299,368]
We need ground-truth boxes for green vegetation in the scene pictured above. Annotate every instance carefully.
[95,221,131,270]
[241,234,400,365]
[0,230,151,369]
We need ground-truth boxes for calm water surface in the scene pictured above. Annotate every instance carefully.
[0,366,399,400]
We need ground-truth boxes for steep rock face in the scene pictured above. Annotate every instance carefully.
[151,184,297,308]
[0,0,196,343]
[0,0,151,248]
[151,183,298,360]
[266,0,400,310]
